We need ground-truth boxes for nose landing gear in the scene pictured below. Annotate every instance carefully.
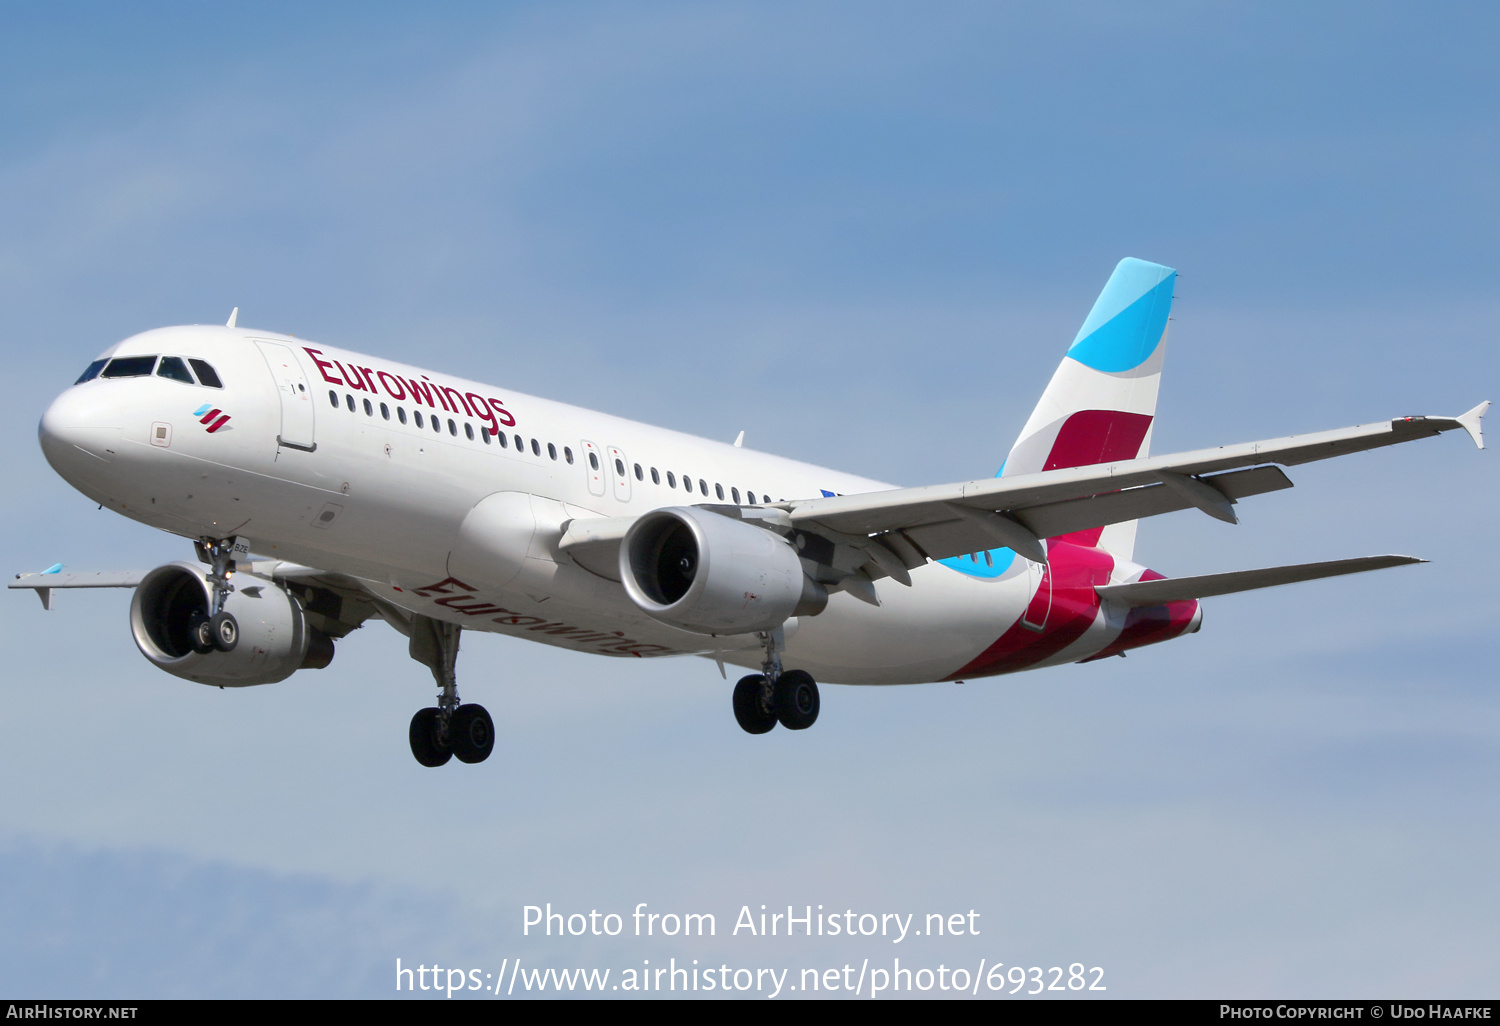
[194,537,240,652]
[405,616,494,767]
[733,627,820,735]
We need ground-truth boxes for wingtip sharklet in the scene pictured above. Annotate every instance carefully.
[1456,400,1489,450]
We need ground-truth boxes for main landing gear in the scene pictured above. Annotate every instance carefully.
[192,537,240,653]
[732,627,820,735]
[406,616,494,767]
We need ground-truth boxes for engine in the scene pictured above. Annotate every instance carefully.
[620,506,826,635]
[129,562,333,686]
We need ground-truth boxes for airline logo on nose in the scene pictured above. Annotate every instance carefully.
[193,403,231,433]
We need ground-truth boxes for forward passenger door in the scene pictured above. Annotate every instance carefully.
[252,340,316,452]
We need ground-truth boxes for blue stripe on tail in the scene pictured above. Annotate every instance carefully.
[1064,258,1175,373]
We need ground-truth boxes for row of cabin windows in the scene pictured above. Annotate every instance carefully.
[76,355,224,388]
[334,388,779,506]
[586,451,774,505]
[332,390,574,464]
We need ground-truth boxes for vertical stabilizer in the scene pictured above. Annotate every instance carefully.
[1003,258,1176,559]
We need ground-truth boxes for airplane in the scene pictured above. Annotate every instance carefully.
[13,258,1488,767]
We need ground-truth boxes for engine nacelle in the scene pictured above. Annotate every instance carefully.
[620,506,827,635]
[129,562,333,687]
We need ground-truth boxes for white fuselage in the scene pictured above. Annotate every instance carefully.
[39,325,1158,685]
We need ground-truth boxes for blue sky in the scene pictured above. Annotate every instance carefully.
[1,1,1497,998]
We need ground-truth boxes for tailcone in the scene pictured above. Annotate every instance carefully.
[1081,568,1201,662]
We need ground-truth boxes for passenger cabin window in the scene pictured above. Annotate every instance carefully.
[381,403,390,420]
[651,468,660,485]
[188,359,223,388]
[548,443,557,460]
[75,359,108,384]
[329,390,339,407]
[715,483,724,500]
[433,417,442,433]
[102,356,158,378]
[398,407,407,424]
[698,479,707,496]
[447,418,457,436]
[465,423,475,440]
[564,447,574,464]
[497,431,507,448]
[731,487,740,503]
[346,394,355,412]
[634,463,643,481]
[156,357,194,384]
[588,452,599,470]
[364,398,374,416]
[531,439,541,456]
[666,471,676,488]
[415,411,424,428]
[515,434,524,451]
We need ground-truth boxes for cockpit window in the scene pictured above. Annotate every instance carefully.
[74,359,107,384]
[101,355,158,378]
[156,356,194,383]
[188,359,223,388]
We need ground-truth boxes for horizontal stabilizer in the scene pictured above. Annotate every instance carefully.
[1095,554,1425,607]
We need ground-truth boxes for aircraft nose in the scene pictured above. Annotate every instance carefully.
[39,385,124,470]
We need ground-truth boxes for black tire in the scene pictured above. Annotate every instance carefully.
[210,611,238,652]
[451,704,495,764]
[409,707,452,767]
[732,674,777,735]
[775,670,820,730]
[187,610,215,654]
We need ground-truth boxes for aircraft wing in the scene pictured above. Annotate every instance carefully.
[10,560,384,639]
[785,404,1488,571]
[10,570,147,610]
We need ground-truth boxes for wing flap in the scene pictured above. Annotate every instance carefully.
[1095,554,1425,607]
[898,465,1292,563]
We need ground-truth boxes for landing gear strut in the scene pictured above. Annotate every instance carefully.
[406,615,494,767]
[732,627,820,734]
[194,537,239,652]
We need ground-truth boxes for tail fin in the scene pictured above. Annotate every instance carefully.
[1002,257,1176,559]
